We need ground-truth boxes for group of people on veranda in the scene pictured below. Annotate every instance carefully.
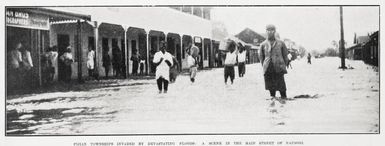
[102,46,125,79]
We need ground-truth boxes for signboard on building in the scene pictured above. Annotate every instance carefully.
[194,37,202,43]
[6,9,49,30]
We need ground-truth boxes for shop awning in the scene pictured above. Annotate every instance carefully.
[26,8,91,22]
[45,7,212,38]
[6,7,91,30]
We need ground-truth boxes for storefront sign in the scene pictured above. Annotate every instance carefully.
[6,9,49,30]
[194,37,202,43]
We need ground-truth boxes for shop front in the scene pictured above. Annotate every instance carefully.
[6,7,90,95]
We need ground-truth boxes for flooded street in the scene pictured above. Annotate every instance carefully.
[6,57,379,135]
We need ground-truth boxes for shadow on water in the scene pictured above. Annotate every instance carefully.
[267,94,322,127]
[7,94,108,106]
[292,94,323,99]
[6,106,118,135]
[7,79,152,99]
[268,99,286,126]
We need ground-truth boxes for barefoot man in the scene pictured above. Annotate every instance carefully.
[259,24,289,99]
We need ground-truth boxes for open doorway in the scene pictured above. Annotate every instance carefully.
[57,34,70,81]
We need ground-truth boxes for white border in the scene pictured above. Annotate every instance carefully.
[1,0,384,146]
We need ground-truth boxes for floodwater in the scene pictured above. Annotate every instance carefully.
[6,57,379,135]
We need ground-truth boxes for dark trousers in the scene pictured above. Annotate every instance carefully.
[88,69,99,80]
[88,69,94,77]
[64,65,72,83]
[157,77,169,91]
[287,60,292,69]
[139,63,144,75]
[238,62,245,77]
[104,66,109,78]
[132,61,139,75]
[224,66,235,84]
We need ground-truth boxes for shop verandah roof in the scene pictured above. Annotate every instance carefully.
[45,7,212,38]
[6,7,91,22]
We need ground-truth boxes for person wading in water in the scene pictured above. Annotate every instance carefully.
[259,24,290,100]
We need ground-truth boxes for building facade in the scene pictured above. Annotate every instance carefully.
[7,7,222,91]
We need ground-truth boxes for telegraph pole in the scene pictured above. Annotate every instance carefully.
[339,6,347,69]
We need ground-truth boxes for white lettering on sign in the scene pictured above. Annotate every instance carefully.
[14,11,29,19]
[6,10,14,17]
[6,17,29,25]
[6,9,49,30]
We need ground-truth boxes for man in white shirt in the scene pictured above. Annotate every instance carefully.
[87,47,96,79]
[287,52,293,69]
[224,41,237,84]
[153,41,173,93]
[237,43,247,77]
[187,49,198,83]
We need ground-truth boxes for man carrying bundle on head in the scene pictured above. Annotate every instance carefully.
[187,43,199,83]
[224,41,237,85]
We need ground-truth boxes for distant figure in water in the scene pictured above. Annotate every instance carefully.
[287,52,293,69]
[307,53,312,64]
[187,48,198,83]
[237,42,246,77]
[169,56,179,83]
[259,24,289,99]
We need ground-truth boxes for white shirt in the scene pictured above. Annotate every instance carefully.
[10,49,22,69]
[140,60,145,64]
[153,51,173,81]
[224,52,237,65]
[87,50,95,69]
[22,51,33,68]
[288,53,292,60]
[187,55,196,68]
[237,51,246,63]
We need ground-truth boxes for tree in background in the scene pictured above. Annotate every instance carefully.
[323,48,338,57]
[298,45,307,58]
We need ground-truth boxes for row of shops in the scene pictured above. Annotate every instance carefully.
[6,7,261,92]
[346,31,379,66]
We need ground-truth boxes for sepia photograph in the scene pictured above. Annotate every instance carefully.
[3,3,380,139]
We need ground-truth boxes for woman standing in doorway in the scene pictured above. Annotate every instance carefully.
[60,46,74,83]
[103,51,111,78]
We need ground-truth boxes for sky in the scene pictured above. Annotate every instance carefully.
[211,6,379,52]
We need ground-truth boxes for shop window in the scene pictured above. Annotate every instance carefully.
[74,35,79,62]
[182,43,186,59]
[182,7,192,14]
[204,44,208,60]
[193,7,203,17]
[88,37,95,50]
[102,38,109,53]
[131,40,137,54]
[112,38,118,48]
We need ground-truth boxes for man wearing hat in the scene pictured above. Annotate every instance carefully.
[153,41,173,93]
[259,24,289,99]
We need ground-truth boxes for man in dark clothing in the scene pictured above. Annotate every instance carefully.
[103,51,111,78]
[131,52,140,75]
[259,24,289,99]
[307,53,312,64]
[112,46,122,77]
